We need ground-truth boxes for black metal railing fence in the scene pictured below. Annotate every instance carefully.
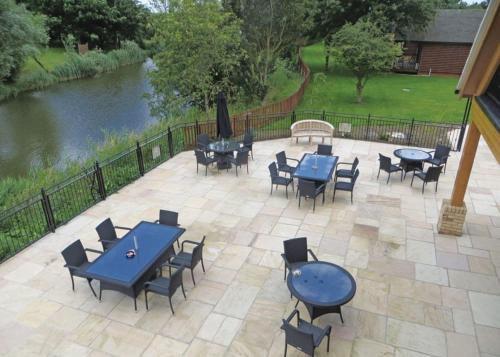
[0,111,464,262]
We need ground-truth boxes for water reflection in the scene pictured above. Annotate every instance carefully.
[0,60,157,178]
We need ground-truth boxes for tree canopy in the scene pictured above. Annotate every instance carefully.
[19,0,149,49]
[331,19,402,103]
[0,0,47,82]
[148,0,244,118]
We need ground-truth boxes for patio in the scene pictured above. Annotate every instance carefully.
[0,136,499,357]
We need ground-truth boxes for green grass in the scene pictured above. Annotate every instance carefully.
[298,43,466,123]
[22,48,67,74]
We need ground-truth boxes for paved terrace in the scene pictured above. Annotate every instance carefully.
[0,137,499,357]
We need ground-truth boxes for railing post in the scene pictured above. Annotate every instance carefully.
[40,189,56,232]
[95,161,106,200]
[245,113,249,133]
[195,120,200,135]
[136,141,145,176]
[407,118,415,146]
[291,111,296,126]
[322,110,326,121]
[167,127,174,157]
[365,114,371,140]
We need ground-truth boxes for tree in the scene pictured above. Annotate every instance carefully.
[0,0,47,82]
[148,0,244,118]
[19,0,149,49]
[307,0,435,71]
[331,20,402,103]
[223,0,308,91]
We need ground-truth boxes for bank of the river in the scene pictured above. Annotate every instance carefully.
[0,42,147,103]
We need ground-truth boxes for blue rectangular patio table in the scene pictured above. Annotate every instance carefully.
[293,153,339,182]
[85,221,185,310]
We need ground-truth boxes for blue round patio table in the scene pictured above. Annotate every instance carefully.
[393,148,431,162]
[287,261,356,322]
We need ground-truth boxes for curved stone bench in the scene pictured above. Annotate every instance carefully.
[291,120,334,144]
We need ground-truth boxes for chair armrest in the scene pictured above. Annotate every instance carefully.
[315,183,326,193]
[98,238,115,244]
[307,249,318,261]
[323,324,332,338]
[286,309,300,323]
[114,225,131,231]
[426,150,435,154]
[336,161,353,167]
[64,264,80,270]
[286,157,299,163]
[181,239,202,251]
[85,248,103,255]
[144,280,166,289]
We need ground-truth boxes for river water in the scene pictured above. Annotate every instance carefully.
[0,60,157,178]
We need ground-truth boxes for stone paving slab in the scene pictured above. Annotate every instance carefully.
[0,137,499,356]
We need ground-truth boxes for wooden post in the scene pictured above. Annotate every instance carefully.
[450,120,481,206]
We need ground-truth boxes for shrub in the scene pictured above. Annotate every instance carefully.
[16,70,56,91]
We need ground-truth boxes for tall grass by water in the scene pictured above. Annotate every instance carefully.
[0,42,146,102]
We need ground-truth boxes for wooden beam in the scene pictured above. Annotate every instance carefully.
[471,100,500,163]
[451,120,481,206]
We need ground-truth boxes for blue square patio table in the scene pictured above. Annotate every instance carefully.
[85,221,185,310]
[293,153,339,182]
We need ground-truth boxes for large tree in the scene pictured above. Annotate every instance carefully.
[148,0,244,118]
[332,19,402,103]
[19,0,149,49]
[0,0,47,82]
[307,0,435,71]
[223,0,308,91]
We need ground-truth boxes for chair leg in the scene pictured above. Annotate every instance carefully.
[339,308,344,323]
[377,168,380,179]
[99,286,102,301]
[169,296,174,315]
[285,185,288,199]
[145,290,149,310]
[247,164,249,174]
[422,181,425,194]
[134,298,137,311]
[191,269,196,286]
[235,166,238,177]
[176,238,180,248]
[284,267,287,281]
[294,299,300,308]
[196,163,198,174]
[400,170,403,181]
[327,333,331,352]
[351,190,353,204]
[70,273,75,291]
[435,181,438,192]
[87,278,97,298]
[387,172,390,184]
[298,195,301,208]
[411,174,415,186]
[205,166,208,176]
[284,343,287,357]
[313,197,316,212]
[332,188,336,202]
[201,258,206,272]
[270,183,273,195]
[322,191,325,204]
[181,284,187,299]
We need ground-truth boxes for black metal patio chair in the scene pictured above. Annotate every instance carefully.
[333,169,359,203]
[281,237,318,281]
[377,153,403,184]
[298,179,326,212]
[314,144,333,156]
[281,309,332,357]
[335,157,359,182]
[197,133,211,155]
[61,239,102,297]
[144,263,186,314]
[227,147,250,176]
[95,218,131,251]
[155,210,181,248]
[170,235,206,285]
[426,144,451,173]
[276,151,299,177]
[400,159,424,180]
[242,131,254,160]
[411,165,443,194]
[268,162,294,198]
[195,149,218,176]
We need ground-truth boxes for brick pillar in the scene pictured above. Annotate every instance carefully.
[438,199,467,236]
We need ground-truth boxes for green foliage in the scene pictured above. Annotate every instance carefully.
[20,0,150,49]
[0,0,48,82]
[298,43,465,122]
[149,0,245,118]
[262,59,302,104]
[331,20,402,103]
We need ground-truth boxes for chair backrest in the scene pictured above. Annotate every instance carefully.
[194,149,207,164]
[159,210,179,227]
[282,318,315,355]
[268,162,279,178]
[96,218,117,250]
[351,157,359,173]
[352,169,360,185]
[317,144,332,156]
[169,265,185,295]
[276,151,287,167]
[191,236,206,267]
[425,166,442,182]
[435,145,451,161]
[197,134,209,149]
[243,131,253,146]
[298,179,316,198]
[283,237,308,264]
[61,240,88,271]
[236,148,249,165]
[378,153,392,171]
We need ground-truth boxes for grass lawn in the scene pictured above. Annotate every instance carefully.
[22,48,66,75]
[298,43,467,123]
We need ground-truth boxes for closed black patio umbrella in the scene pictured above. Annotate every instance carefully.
[216,92,233,139]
